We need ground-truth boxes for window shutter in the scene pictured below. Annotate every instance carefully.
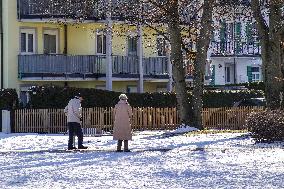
[246,22,253,44]
[247,66,252,82]
[235,22,242,54]
[220,21,226,52]
[220,21,226,42]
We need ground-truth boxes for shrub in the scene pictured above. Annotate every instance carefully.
[246,109,284,142]
[203,89,264,107]
[27,86,177,108]
[0,89,18,109]
[26,85,264,108]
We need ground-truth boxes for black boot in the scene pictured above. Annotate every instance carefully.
[78,145,88,149]
[124,140,130,152]
[117,140,123,152]
[68,146,77,150]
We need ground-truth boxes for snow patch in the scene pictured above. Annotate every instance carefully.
[167,124,199,134]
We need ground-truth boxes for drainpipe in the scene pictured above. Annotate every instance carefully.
[138,24,143,93]
[0,0,3,89]
[63,24,67,54]
[105,0,112,91]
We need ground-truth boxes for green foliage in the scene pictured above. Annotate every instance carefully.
[203,89,264,107]
[205,82,265,91]
[0,89,18,109]
[246,110,284,142]
[27,86,177,108]
[27,86,264,108]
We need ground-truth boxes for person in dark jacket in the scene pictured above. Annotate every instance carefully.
[64,93,87,150]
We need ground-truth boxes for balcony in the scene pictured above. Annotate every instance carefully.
[17,0,143,21]
[18,0,105,20]
[210,41,261,57]
[17,0,194,23]
[18,54,169,80]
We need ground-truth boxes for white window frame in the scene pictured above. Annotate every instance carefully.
[156,86,167,92]
[251,66,261,82]
[96,30,106,55]
[226,22,234,42]
[157,36,166,57]
[126,32,138,56]
[126,85,137,93]
[43,29,59,54]
[20,28,36,55]
[96,85,106,90]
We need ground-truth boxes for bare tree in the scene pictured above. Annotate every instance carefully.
[251,0,284,109]
[36,0,217,129]
[112,0,217,129]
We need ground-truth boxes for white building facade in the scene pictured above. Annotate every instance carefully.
[208,4,262,85]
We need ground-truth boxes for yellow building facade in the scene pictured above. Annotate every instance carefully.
[1,0,175,100]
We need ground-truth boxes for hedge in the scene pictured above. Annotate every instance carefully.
[0,89,18,109]
[26,86,264,108]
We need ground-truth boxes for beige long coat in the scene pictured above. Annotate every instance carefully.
[113,100,132,140]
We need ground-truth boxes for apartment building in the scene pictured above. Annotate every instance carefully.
[0,0,263,105]
[208,1,262,85]
[2,0,194,103]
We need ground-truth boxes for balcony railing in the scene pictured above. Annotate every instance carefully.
[17,0,194,23]
[144,57,168,77]
[18,54,106,78]
[112,56,139,75]
[210,41,261,56]
[18,54,169,79]
[17,0,140,20]
[18,0,106,20]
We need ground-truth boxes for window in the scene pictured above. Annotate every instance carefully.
[226,22,234,41]
[251,66,260,82]
[43,29,58,54]
[20,28,36,54]
[127,36,138,56]
[156,86,167,92]
[96,85,106,90]
[96,31,106,54]
[126,86,137,93]
[157,36,166,56]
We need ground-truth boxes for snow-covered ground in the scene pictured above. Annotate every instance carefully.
[0,129,283,189]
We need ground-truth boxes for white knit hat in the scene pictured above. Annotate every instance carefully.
[119,93,128,100]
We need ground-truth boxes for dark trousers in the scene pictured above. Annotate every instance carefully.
[68,122,83,148]
[117,140,128,151]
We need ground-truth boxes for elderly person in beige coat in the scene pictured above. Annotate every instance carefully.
[113,94,133,152]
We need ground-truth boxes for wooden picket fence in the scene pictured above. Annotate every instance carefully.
[202,106,264,130]
[13,106,264,135]
[13,107,179,135]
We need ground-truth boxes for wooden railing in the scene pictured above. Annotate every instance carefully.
[13,106,264,135]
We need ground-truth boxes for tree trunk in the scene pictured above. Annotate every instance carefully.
[167,1,192,126]
[251,0,284,109]
[192,0,214,129]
